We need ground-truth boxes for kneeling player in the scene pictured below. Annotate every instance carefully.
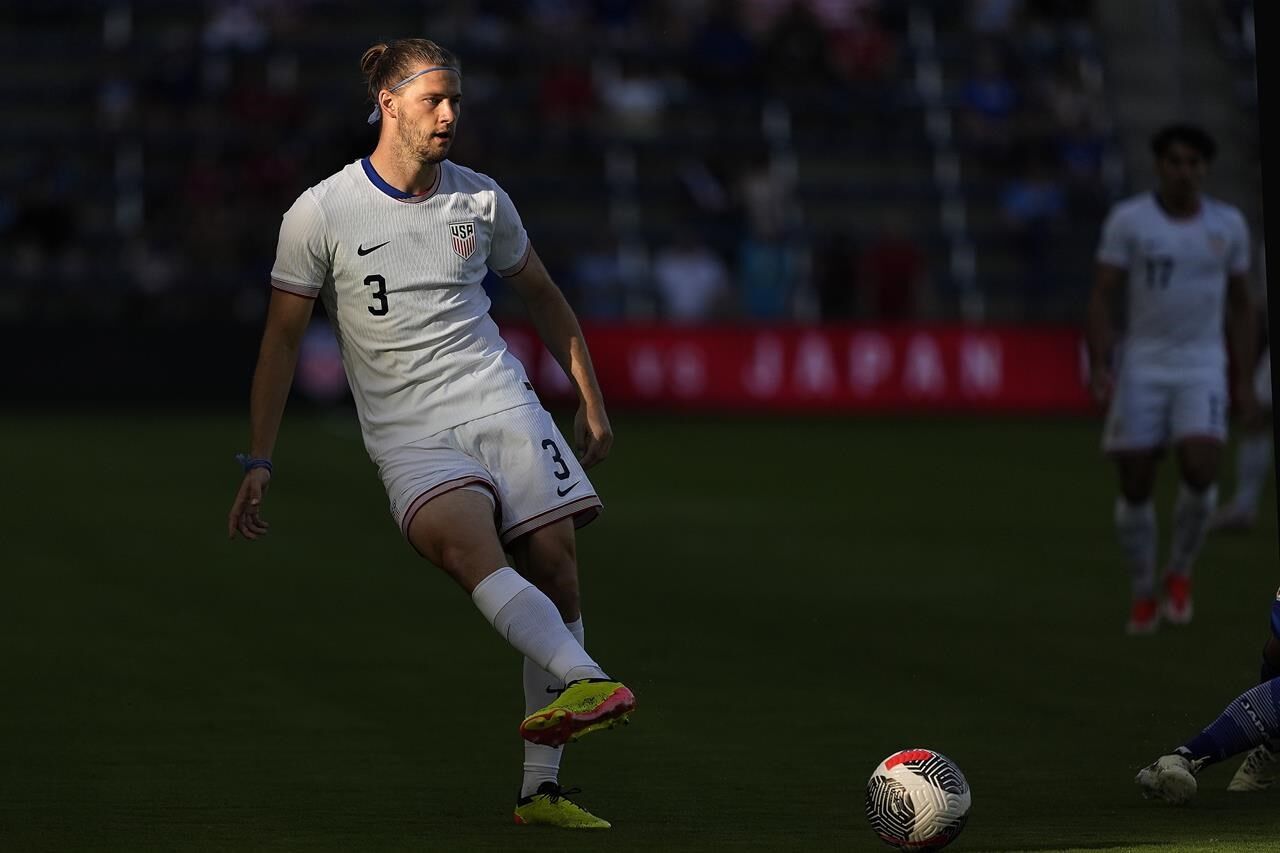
[1135,587,1280,803]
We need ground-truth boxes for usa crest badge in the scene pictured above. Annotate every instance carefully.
[450,220,476,260]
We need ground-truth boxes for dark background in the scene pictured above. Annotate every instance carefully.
[1,3,1277,852]
[3,0,1261,405]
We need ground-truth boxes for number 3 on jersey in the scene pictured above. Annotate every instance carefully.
[365,274,388,315]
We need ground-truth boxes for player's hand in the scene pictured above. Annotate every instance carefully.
[227,468,272,540]
[1089,365,1113,406]
[574,403,613,469]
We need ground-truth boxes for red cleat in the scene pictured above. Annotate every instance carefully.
[1163,574,1193,625]
[1126,597,1159,635]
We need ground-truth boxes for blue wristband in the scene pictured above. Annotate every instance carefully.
[235,454,273,475]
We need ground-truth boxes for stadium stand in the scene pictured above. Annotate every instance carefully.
[0,1,1260,351]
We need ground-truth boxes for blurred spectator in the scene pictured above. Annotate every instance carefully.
[738,234,798,320]
[537,58,597,147]
[737,151,794,245]
[827,2,898,86]
[121,236,186,325]
[1056,115,1108,215]
[763,2,834,93]
[1,0,1128,336]
[143,22,200,113]
[1025,0,1094,40]
[98,53,136,132]
[595,56,670,140]
[1000,148,1068,319]
[8,183,78,283]
[968,0,1023,36]
[685,0,759,100]
[814,235,860,320]
[676,155,739,257]
[653,232,733,323]
[858,213,927,323]
[202,1,269,54]
[227,55,301,130]
[569,231,629,321]
[1033,53,1105,136]
[734,150,802,320]
[432,0,515,52]
[957,42,1019,161]
[525,0,590,42]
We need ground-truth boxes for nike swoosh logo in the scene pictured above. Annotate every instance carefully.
[357,241,390,256]
[556,481,581,497]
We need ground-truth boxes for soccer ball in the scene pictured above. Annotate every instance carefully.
[865,748,971,850]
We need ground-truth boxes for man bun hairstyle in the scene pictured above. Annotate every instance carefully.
[1150,123,1217,162]
[361,38,460,109]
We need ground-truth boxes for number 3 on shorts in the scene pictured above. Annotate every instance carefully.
[541,439,571,480]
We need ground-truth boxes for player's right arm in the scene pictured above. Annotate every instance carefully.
[229,191,329,540]
[1086,262,1125,404]
[228,289,316,540]
[1087,205,1131,405]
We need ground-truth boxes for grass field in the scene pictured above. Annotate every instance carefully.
[2,410,1278,852]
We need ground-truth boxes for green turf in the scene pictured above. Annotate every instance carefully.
[1,411,1278,852]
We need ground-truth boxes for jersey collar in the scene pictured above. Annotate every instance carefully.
[361,158,442,204]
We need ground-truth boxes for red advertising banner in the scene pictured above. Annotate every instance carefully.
[499,324,1094,413]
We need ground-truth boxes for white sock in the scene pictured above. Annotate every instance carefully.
[1167,483,1217,577]
[521,617,585,799]
[1232,433,1273,514]
[471,569,606,683]
[1115,498,1157,598]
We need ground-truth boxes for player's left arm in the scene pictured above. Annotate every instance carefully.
[1226,271,1260,426]
[506,246,613,468]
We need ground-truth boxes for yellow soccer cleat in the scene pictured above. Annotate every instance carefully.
[513,782,610,830]
[519,678,636,747]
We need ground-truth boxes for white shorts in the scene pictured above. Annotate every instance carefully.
[377,404,602,545]
[1102,368,1228,452]
[1255,346,1272,407]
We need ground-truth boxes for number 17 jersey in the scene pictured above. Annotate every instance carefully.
[269,158,542,461]
[1096,192,1250,374]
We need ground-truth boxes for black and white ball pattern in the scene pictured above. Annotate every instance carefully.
[866,749,971,850]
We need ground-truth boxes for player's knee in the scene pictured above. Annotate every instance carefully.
[1118,476,1154,503]
[435,537,504,586]
[1180,471,1216,493]
[1118,484,1147,503]
[1114,456,1158,502]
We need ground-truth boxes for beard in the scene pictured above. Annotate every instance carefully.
[400,125,452,165]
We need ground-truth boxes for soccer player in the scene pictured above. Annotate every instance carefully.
[1135,587,1280,803]
[226,39,634,830]
[1212,243,1272,532]
[1086,123,1257,634]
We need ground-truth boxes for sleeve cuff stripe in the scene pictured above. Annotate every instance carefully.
[497,243,532,278]
[271,278,321,298]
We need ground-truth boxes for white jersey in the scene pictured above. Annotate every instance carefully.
[1096,192,1250,373]
[270,159,541,459]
